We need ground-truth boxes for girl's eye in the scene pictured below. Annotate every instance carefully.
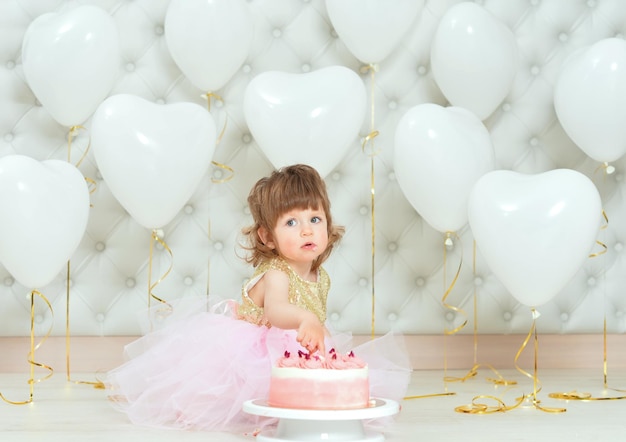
[311,216,322,223]
[286,219,296,227]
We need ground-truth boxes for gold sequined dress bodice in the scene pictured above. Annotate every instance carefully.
[237,257,329,327]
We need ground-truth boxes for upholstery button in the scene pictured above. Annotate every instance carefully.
[388,171,396,181]
[529,137,539,147]
[358,278,368,287]
[331,172,340,181]
[154,25,164,36]
[587,277,596,286]
[503,311,512,321]
[6,60,15,69]
[4,132,13,142]
[272,28,282,38]
[213,241,224,251]
[96,313,105,323]
[184,276,193,286]
[301,63,311,72]
[558,33,568,42]
[330,312,340,321]
[4,276,14,286]
[560,312,569,322]
[125,62,135,72]
[95,242,105,252]
[242,133,252,143]
[614,242,623,252]
[501,102,511,112]
[474,277,483,286]
[417,65,427,76]
[330,29,338,38]
[415,277,425,287]
[156,98,165,105]
[184,204,194,214]
[388,100,397,110]
[445,312,455,321]
[126,278,136,288]
[387,242,397,252]
[530,65,540,75]
[242,64,252,74]
[587,0,596,7]
[35,314,44,324]
[213,168,224,180]
[387,312,397,321]
[359,206,368,216]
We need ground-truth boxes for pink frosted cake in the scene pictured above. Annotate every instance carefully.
[268,348,369,410]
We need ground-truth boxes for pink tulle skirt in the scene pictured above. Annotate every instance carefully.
[106,299,411,433]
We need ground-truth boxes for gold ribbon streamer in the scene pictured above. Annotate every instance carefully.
[0,290,54,405]
[549,209,626,401]
[65,126,101,387]
[148,229,174,321]
[68,125,97,201]
[65,261,105,389]
[440,232,468,388]
[359,63,380,339]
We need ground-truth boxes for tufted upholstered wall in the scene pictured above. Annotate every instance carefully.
[2,0,626,345]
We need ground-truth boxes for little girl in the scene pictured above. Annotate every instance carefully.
[106,164,410,433]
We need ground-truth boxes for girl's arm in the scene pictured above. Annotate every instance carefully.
[261,269,326,355]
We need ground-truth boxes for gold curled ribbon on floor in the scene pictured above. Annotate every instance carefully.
[148,229,174,325]
[0,290,54,405]
[455,308,566,414]
[360,63,381,339]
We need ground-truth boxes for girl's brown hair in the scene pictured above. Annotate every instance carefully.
[241,164,344,270]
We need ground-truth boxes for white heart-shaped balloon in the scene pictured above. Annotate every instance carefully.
[91,94,216,229]
[431,2,518,120]
[468,169,602,308]
[325,0,423,64]
[21,5,120,127]
[0,155,90,289]
[243,66,366,178]
[165,0,253,92]
[394,103,495,233]
[554,38,626,163]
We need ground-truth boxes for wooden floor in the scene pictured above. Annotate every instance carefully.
[2,368,626,441]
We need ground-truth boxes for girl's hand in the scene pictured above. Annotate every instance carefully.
[296,317,326,355]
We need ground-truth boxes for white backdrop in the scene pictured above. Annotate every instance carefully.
[2,0,626,339]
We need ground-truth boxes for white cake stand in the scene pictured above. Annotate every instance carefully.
[243,398,399,442]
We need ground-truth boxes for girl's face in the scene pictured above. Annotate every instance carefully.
[267,207,329,270]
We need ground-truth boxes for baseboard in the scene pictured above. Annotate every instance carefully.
[2,334,626,375]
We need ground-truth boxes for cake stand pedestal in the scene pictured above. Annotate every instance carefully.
[243,398,398,442]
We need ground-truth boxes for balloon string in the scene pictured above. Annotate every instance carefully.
[65,128,101,387]
[360,63,379,339]
[449,241,516,387]
[65,261,105,389]
[148,229,174,327]
[0,290,54,405]
[68,126,97,203]
[440,232,468,388]
[549,207,626,400]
